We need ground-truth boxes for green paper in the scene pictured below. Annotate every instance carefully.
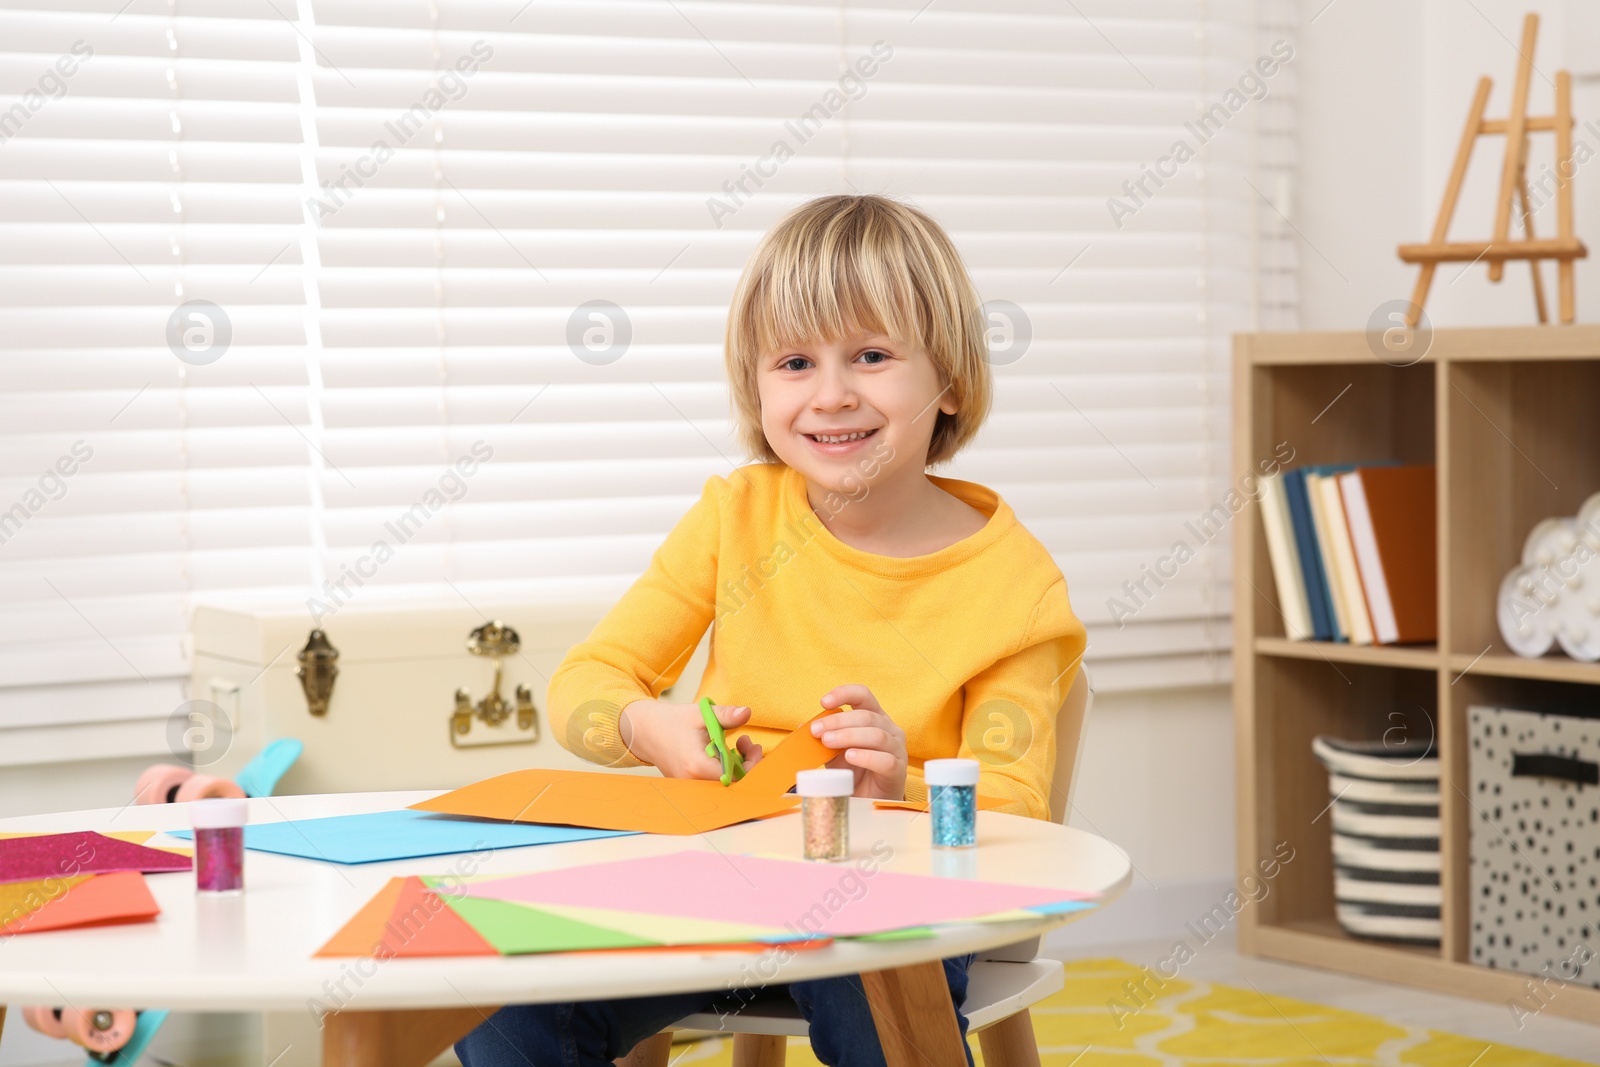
[854,926,936,941]
[440,894,656,954]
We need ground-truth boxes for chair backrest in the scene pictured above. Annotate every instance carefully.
[1048,663,1094,825]
[978,662,1093,964]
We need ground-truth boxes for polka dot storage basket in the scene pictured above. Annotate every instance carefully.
[1469,703,1600,987]
[1312,734,1441,945]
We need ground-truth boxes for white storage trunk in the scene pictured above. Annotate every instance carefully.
[1469,703,1600,987]
[191,592,710,795]
[182,590,710,1067]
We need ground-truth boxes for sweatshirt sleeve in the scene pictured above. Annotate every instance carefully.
[548,475,725,768]
[903,577,1088,820]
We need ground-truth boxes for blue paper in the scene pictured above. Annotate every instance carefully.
[1028,900,1096,916]
[168,809,636,865]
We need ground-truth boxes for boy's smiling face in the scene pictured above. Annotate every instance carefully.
[757,328,959,494]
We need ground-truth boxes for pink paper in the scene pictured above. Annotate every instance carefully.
[0,831,192,885]
[454,851,1093,938]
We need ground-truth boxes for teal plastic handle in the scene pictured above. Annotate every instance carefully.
[234,738,304,798]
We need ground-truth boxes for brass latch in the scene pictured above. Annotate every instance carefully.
[450,620,539,747]
[296,629,339,717]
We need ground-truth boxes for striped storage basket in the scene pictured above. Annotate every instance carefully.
[1312,735,1442,944]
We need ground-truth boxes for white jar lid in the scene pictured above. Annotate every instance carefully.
[924,758,979,786]
[191,796,249,829]
[795,768,855,797]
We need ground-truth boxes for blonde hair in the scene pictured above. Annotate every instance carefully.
[724,194,992,468]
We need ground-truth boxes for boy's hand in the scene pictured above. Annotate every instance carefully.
[619,699,763,780]
[811,685,907,801]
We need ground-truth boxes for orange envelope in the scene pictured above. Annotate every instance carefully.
[411,712,837,835]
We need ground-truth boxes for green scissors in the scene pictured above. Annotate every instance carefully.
[699,696,747,786]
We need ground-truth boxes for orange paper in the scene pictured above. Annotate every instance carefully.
[0,871,160,936]
[315,877,407,958]
[383,878,498,957]
[315,877,496,959]
[873,794,1013,813]
[411,712,837,835]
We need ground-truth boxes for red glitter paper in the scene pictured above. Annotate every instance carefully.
[0,831,192,885]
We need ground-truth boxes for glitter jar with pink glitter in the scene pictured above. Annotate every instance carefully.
[190,796,247,893]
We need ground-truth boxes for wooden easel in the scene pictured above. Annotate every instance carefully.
[1399,13,1586,325]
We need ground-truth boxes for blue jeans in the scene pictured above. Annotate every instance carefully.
[455,953,977,1067]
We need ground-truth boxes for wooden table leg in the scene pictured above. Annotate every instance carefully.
[861,960,968,1067]
[323,1006,497,1067]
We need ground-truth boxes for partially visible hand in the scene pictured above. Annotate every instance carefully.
[810,685,907,801]
[619,699,763,780]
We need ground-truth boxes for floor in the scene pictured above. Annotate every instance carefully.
[1051,930,1600,1064]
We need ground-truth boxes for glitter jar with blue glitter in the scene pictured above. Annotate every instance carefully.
[925,758,979,848]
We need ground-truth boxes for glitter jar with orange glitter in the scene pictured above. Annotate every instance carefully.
[795,768,853,861]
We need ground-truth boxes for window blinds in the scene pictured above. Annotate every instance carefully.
[0,0,1297,754]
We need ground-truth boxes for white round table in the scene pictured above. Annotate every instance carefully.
[0,791,1130,1066]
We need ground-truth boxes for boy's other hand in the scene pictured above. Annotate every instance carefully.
[812,685,907,801]
[618,699,763,780]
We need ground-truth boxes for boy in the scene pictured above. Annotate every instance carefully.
[456,194,1086,1067]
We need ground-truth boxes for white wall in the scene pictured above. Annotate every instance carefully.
[1054,683,1238,948]
[1296,0,1600,332]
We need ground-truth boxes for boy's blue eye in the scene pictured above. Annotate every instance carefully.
[859,349,888,364]
[782,356,810,371]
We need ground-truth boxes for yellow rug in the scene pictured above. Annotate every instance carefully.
[670,958,1589,1067]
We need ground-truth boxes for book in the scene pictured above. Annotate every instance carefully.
[1338,465,1437,645]
[1304,473,1347,641]
[1283,468,1334,641]
[1318,473,1375,645]
[1258,472,1313,639]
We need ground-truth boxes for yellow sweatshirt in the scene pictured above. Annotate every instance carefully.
[548,462,1087,820]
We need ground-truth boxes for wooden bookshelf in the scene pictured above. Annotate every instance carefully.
[1233,325,1600,1024]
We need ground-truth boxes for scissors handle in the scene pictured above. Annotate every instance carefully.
[698,696,746,786]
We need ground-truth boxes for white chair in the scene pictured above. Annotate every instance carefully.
[619,664,1095,1067]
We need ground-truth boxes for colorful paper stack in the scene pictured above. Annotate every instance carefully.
[0,831,190,936]
[317,849,1097,958]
